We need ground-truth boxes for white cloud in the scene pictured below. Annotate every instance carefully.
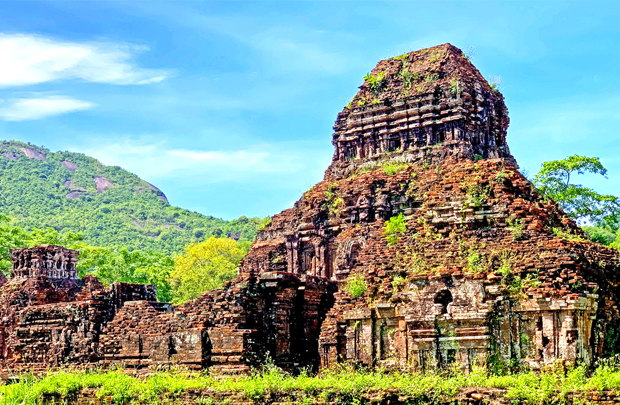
[72,137,317,183]
[169,149,272,170]
[0,33,167,87]
[0,96,95,121]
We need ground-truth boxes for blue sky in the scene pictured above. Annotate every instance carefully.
[1,1,619,220]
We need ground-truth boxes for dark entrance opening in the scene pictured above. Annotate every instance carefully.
[434,290,453,314]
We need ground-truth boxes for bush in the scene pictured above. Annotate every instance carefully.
[384,214,407,246]
[344,274,367,298]
[363,71,386,94]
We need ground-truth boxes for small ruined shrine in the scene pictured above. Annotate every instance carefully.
[1,43,620,375]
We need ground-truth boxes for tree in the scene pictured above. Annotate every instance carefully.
[169,236,249,304]
[0,214,29,273]
[75,243,174,302]
[0,215,84,275]
[534,155,620,225]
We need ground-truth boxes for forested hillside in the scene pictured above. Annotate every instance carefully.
[0,141,265,253]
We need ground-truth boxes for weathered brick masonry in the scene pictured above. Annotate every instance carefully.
[1,43,619,375]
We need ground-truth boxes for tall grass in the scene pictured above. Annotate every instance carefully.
[2,364,620,405]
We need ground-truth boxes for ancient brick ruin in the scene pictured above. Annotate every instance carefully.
[2,43,620,376]
[0,245,156,374]
[10,245,79,279]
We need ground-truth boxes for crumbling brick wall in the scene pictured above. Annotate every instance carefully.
[98,271,336,373]
[0,246,157,375]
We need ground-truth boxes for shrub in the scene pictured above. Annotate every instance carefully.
[330,197,345,215]
[552,227,587,242]
[424,74,439,83]
[494,168,513,185]
[257,217,272,230]
[507,217,524,240]
[384,214,407,246]
[363,71,386,94]
[466,246,485,274]
[391,275,407,291]
[465,183,490,208]
[344,274,367,298]
[450,80,459,96]
[400,70,419,90]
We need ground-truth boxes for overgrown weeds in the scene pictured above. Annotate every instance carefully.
[7,363,620,405]
[551,227,588,243]
[382,162,408,176]
[507,217,524,240]
[384,214,407,246]
[344,273,367,298]
[364,71,386,94]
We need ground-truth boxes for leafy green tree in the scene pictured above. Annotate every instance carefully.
[0,214,29,272]
[0,215,174,301]
[169,237,249,304]
[582,225,617,245]
[0,215,84,275]
[534,155,620,224]
[75,244,174,302]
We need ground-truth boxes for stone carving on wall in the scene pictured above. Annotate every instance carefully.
[10,245,78,279]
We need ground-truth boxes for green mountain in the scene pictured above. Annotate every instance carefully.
[0,140,263,253]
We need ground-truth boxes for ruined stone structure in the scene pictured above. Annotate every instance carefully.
[0,245,156,374]
[1,43,620,376]
[10,245,78,279]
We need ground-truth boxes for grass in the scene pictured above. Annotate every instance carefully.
[5,364,620,405]
[382,162,408,176]
[552,227,588,242]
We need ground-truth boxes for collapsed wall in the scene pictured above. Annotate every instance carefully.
[0,245,156,375]
[1,43,619,375]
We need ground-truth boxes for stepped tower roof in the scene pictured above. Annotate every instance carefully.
[327,43,515,180]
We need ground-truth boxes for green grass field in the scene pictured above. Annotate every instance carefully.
[3,363,620,405]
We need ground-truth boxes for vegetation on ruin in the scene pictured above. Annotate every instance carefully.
[465,244,485,274]
[363,71,386,94]
[6,363,620,404]
[0,141,264,253]
[506,216,525,240]
[344,273,367,298]
[322,182,345,215]
[383,213,407,246]
[551,227,588,243]
[381,162,408,176]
